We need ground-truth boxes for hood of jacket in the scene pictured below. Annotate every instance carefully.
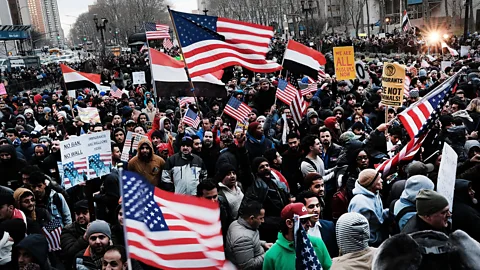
[16,234,50,269]
[400,175,435,203]
[464,140,480,156]
[336,212,370,255]
[0,144,18,161]
[274,232,294,252]
[159,116,168,132]
[351,181,384,224]
[136,138,154,160]
[454,179,473,205]
[452,109,473,123]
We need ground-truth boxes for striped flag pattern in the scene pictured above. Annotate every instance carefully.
[441,42,459,56]
[111,85,123,98]
[404,76,411,98]
[224,96,252,123]
[42,219,62,252]
[402,10,410,32]
[170,10,282,78]
[121,171,230,269]
[183,108,201,128]
[163,38,174,50]
[276,79,297,104]
[288,76,306,126]
[179,97,195,108]
[145,23,170,40]
[301,83,317,96]
[87,153,112,178]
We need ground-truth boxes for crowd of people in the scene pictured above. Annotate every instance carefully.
[1,37,480,270]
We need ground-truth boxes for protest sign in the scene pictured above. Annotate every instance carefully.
[234,121,248,135]
[441,61,452,71]
[437,143,457,212]
[333,46,356,80]
[460,46,470,57]
[60,131,112,188]
[356,61,370,82]
[121,131,148,162]
[68,90,76,98]
[77,107,101,123]
[132,71,146,85]
[380,63,406,107]
[0,83,6,95]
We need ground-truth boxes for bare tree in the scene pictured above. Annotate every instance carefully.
[346,0,366,37]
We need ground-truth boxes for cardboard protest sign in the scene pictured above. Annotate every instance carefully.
[356,61,370,82]
[121,131,148,162]
[437,143,457,212]
[77,107,101,123]
[333,46,356,80]
[441,61,452,71]
[381,63,406,107]
[132,71,146,85]
[60,131,112,189]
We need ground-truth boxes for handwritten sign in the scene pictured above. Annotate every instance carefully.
[132,71,146,85]
[333,46,356,80]
[381,63,406,107]
[437,143,457,212]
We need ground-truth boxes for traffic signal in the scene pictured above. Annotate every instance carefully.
[83,37,87,41]
[57,36,60,40]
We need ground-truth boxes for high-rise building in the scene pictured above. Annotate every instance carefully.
[27,0,63,44]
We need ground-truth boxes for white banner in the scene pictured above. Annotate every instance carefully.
[437,143,458,212]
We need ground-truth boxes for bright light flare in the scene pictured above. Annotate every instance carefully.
[443,33,449,39]
[428,32,440,43]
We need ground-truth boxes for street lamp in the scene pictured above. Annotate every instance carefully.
[93,14,108,58]
[300,0,314,39]
[385,17,390,33]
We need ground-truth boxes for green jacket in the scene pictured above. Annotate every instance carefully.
[263,232,332,270]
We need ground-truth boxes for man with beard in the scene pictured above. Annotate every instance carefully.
[61,200,90,270]
[161,136,207,195]
[245,122,274,163]
[17,131,36,163]
[200,130,220,177]
[243,157,289,243]
[30,144,48,167]
[42,140,62,181]
[13,187,49,234]
[112,128,125,150]
[75,220,112,270]
[281,133,303,195]
[264,148,289,192]
[128,138,165,187]
[191,135,202,155]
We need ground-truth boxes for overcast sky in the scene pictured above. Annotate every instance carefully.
[57,0,197,36]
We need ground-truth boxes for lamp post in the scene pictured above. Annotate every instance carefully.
[93,14,108,58]
[300,0,314,39]
[385,17,390,33]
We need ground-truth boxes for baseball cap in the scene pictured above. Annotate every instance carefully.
[280,203,316,220]
[406,161,434,176]
[339,131,361,144]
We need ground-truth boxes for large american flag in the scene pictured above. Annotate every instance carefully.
[183,108,200,128]
[121,171,229,269]
[377,72,460,174]
[145,22,170,40]
[170,10,282,78]
[42,219,62,252]
[224,96,252,123]
[276,78,297,104]
[289,76,306,126]
[163,38,174,50]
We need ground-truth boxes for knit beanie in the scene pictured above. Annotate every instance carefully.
[247,122,260,135]
[151,130,163,139]
[336,212,370,255]
[324,116,337,130]
[215,163,236,183]
[416,190,449,216]
[86,220,111,239]
[252,157,268,174]
[333,106,344,115]
[357,169,378,188]
[351,121,365,131]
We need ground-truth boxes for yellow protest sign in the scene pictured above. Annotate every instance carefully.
[333,46,356,80]
[381,63,406,107]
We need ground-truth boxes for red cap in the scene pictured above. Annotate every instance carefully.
[280,203,316,220]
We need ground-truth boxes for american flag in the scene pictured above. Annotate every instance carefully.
[301,83,318,96]
[308,69,326,83]
[170,10,282,78]
[377,72,461,174]
[289,75,306,126]
[404,76,411,98]
[179,97,195,108]
[224,96,252,123]
[42,219,62,252]
[121,171,229,269]
[163,38,174,50]
[87,153,112,178]
[295,218,323,269]
[183,108,200,128]
[276,79,297,104]
[63,158,87,186]
[145,22,170,40]
[111,85,123,99]
[140,42,148,52]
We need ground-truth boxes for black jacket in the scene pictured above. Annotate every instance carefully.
[0,144,27,189]
[17,234,54,270]
[61,221,88,270]
[452,179,480,242]
[401,214,449,235]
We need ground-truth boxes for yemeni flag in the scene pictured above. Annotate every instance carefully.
[402,10,410,32]
[150,48,226,97]
[60,64,102,91]
[282,40,326,79]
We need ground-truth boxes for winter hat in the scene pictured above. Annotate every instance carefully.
[15,115,26,122]
[307,111,318,119]
[416,190,449,216]
[336,212,370,255]
[418,69,427,77]
[151,130,162,139]
[252,157,268,174]
[324,117,337,130]
[215,163,236,182]
[12,188,34,208]
[250,108,258,116]
[351,121,365,131]
[409,90,420,98]
[43,107,51,113]
[357,168,379,188]
[157,143,169,152]
[74,200,89,212]
[402,175,435,203]
[86,220,111,239]
[24,108,34,115]
[339,131,361,144]
[19,131,30,137]
[33,94,42,104]
[247,122,260,135]
[57,111,67,120]
[256,115,266,123]
[333,106,344,115]
[180,136,193,147]
[0,188,14,207]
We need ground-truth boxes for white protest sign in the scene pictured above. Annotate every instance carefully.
[441,61,452,71]
[78,107,101,123]
[461,46,471,57]
[436,143,457,212]
[60,131,112,188]
[121,131,148,162]
[355,61,370,82]
[68,90,76,98]
[132,71,146,85]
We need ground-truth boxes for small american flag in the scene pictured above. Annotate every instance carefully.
[179,97,195,108]
[301,83,318,96]
[140,42,148,52]
[111,85,123,99]
[87,153,112,178]
[145,22,170,40]
[183,108,200,128]
[42,219,62,252]
[295,219,322,269]
[121,171,230,269]
[224,96,252,123]
[276,78,297,104]
[163,38,174,50]
[289,75,306,126]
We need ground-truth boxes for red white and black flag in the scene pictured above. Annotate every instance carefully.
[149,48,226,97]
[282,40,326,79]
[60,64,102,91]
[402,10,410,32]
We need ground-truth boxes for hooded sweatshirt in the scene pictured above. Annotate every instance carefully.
[16,234,51,270]
[127,138,165,187]
[393,175,435,231]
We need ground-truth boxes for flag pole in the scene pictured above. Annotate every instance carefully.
[167,6,200,110]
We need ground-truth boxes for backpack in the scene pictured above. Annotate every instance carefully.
[331,185,349,221]
[389,199,416,235]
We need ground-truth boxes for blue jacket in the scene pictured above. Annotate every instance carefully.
[348,181,389,247]
[245,132,274,162]
[309,219,339,258]
[16,141,36,162]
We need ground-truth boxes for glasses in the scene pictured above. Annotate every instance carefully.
[356,155,369,161]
